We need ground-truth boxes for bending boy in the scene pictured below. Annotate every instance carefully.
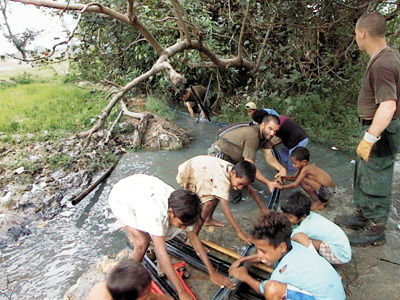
[277,147,334,210]
[281,191,351,265]
[176,155,265,244]
[88,259,173,300]
[108,174,234,300]
[229,211,346,300]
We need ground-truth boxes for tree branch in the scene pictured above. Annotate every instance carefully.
[13,0,165,55]
[237,0,250,58]
[170,0,191,44]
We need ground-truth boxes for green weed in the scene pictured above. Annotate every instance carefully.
[145,95,175,121]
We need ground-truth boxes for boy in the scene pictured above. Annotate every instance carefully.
[277,147,334,210]
[281,191,351,265]
[229,211,346,300]
[176,155,268,244]
[87,259,173,300]
[108,174,234,300]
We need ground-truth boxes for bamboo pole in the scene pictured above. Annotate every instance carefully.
[201,240,273,274]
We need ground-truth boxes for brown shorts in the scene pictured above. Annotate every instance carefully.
[317,185,335,203]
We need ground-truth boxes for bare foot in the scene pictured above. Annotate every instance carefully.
[204,218,226,227]
[311,200,325,211]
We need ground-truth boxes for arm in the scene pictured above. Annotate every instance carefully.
[369,100,397,137]
[262,148,287,178]
[278,168,308,190]
[185,101,196,118]
[218,198,252,244]
[357,100,396,161]
[152,235,192,300]
[246,185,269,214]
[244,157,277,192]
[187,231,235,289]
[229,265,262,294]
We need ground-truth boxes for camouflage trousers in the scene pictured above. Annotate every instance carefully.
[354,119,400,224]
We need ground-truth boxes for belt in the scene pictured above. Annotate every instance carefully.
[359,118,373,126]
[358,117,398,126]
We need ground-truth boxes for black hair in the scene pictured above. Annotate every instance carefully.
[107,259,151,300]
[178,89,189,99]
[251,211,292,250]
[168,189,201,226]
[290,146,310,161]
[232,160,256,183]
[357,12,386,38]
[251,109,269,124]
[261,114,280,125]
[280,191,311,219]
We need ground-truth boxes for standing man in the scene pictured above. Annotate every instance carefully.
[334,12,400,246]
[208,114,286,202]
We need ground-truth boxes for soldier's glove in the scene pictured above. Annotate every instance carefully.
[356,131,380,162]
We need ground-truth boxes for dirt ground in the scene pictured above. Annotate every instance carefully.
[180,185,400,300]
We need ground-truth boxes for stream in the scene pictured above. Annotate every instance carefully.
[0,113,363,299]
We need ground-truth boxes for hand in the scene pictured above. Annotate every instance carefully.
[178,290,193,300]
[275,168,287,178]
[230,258,245,269]
[209,271,236,290]
[356,138,374,162]
[261,207,270,214]
[266,181,279,192]
[237,231,253,244]
[229,265,249,282]
[274,176,283,184]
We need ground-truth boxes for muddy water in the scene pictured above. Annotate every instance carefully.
[0,113,388,300]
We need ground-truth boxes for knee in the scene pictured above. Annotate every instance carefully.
[264,280,286,299]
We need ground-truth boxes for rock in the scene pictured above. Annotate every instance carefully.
[14,166,25,174]
[63,249,130,300]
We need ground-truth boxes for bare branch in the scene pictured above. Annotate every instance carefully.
[238,0,250,58]
[127,0,134,22]
[170,0,191,44]
[13,0,165,55]
[255,10,277,71]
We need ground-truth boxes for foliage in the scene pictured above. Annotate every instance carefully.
[145,95,175,121]
[10,0,398,150]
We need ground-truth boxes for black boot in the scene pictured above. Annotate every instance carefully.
[334,209,368,229]
[348,221,385,247]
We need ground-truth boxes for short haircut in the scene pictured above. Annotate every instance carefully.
[233,160,256,183]
[251,211,292,250]
[261,114,280,126]
[168,189,201,226]
[107,259,151,300]
[178,89,189,99]
[357,12,386,38]
[280,191,311,219]
[251,109,269,124]
[290,146,310,161]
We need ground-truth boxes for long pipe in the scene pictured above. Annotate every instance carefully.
[201,240,273,273]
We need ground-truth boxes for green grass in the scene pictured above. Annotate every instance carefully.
[145,95,175,121]
[0,81,109,134]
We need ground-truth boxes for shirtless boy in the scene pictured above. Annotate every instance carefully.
[277,147,334,210]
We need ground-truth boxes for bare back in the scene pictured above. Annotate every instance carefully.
[300,163,334,187]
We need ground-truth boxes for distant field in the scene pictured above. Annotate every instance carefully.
[0,59,69,80]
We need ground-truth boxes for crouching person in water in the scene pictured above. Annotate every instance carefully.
[229,211,345,300]
[87,259,173,300]
[108,174,234,300]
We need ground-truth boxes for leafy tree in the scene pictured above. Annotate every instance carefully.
[9,0,400,147]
